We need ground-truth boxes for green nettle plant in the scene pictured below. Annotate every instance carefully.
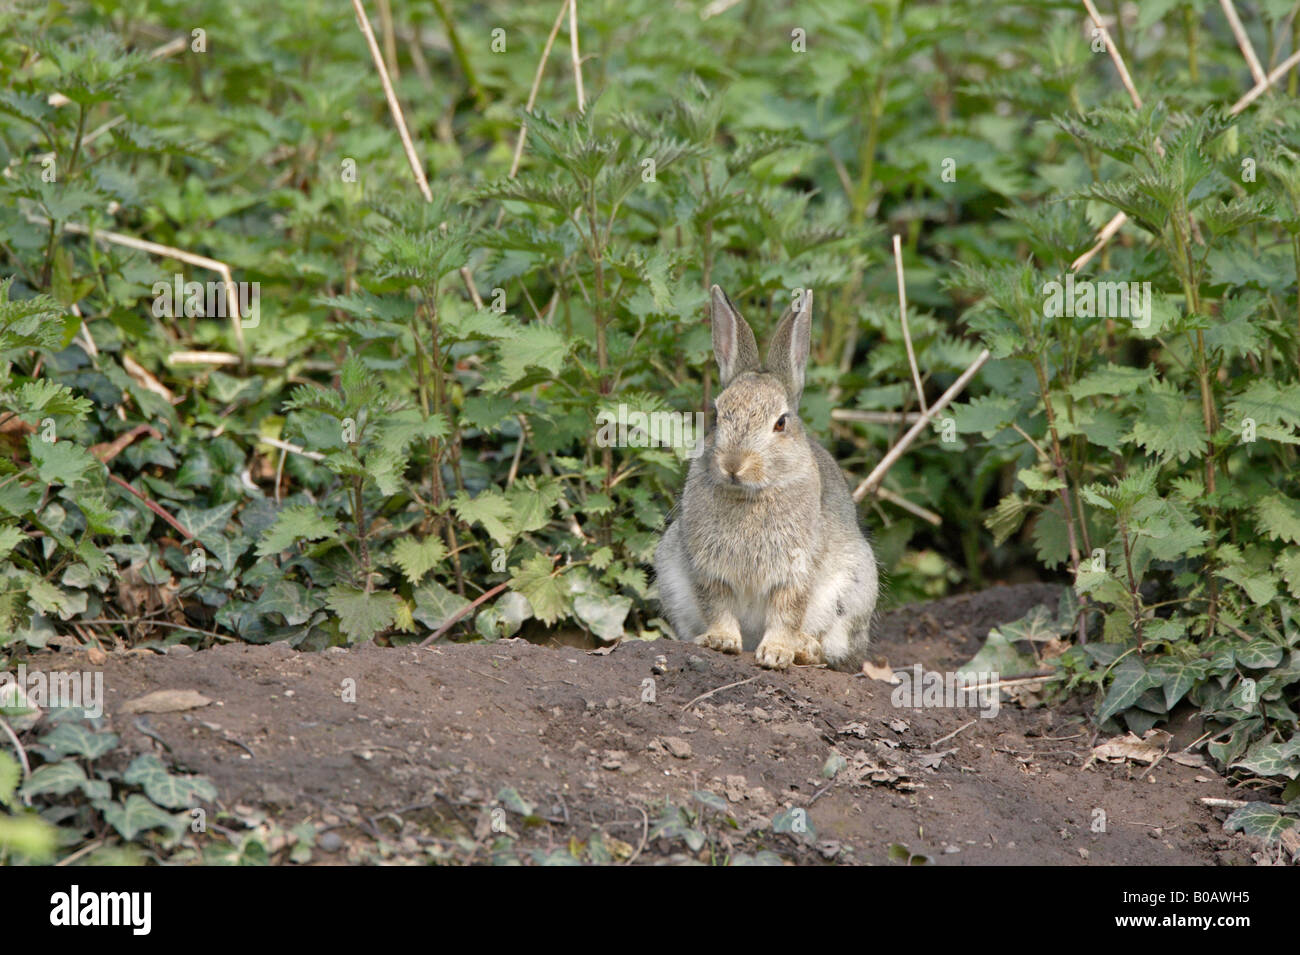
[3,0,1300,860]
[953,103,1300,801]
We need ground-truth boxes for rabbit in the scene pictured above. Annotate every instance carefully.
[654,285,879,671]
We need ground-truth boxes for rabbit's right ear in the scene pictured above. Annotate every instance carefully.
[710,285,759,387]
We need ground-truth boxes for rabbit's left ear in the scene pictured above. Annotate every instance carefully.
[766,289,813,406]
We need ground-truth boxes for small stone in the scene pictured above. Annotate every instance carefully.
[662,737,693,759]
[652,655,669,675]
[318,832,343,853]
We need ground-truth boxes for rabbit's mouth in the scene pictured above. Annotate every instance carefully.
[715,450,765,489]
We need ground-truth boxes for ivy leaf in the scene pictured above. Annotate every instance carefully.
[1235,640,1285,669]
[20,762,94,799]
[38,723,119,760]
[0,752,19,808]
[412,579,470,630]
[102,794,185,841]
[253,579,321,626]
[1230,738,1300,780]
[1224,802,1298,844]
[325,586,400,641]
[1147,657,1208,709]
[573,593,632,642]
[505,478,564,535]
[256,505,341,557]
[1098,657,1160,724]
[123,754,217,808]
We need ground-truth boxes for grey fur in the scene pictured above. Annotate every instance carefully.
[654,286,879,671]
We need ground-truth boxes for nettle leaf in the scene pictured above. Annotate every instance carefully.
[1277,550,1300,599]
[999,604,1066,643]
[952,394,1018,436]
[0,526,27,561]
[1227,380,1300,430]
[1017,468,1064,493]
[374,409,449,456]
[38,723,119,760]
[124,754,217,808]
[13,379,94,421]
[1068,363,1153,399]
[27,436,99,486]
[453,489,515,546]
[1125,381,1206,463]
[1031,507,1071,569]
[505,477,564,535]
[1254,494,1300,545]
[325,586,400,641]
[390,536,447,585]
[510,553,568,625]
[256,505,341,557]
[985,493,1030,546]
[1224,802,1298,844]
[483,324,570,391]
[102,794,184,841]
[364,447,408,497]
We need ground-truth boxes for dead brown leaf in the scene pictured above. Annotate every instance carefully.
[861,658,899,683]
[120,689,213,714]
[1086,729,1173,768]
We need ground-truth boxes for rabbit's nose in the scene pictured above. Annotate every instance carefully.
[719,451,745,480]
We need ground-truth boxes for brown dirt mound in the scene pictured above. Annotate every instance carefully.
[40,583,1257,864]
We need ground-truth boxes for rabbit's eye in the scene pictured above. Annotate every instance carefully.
[774,413,788,433]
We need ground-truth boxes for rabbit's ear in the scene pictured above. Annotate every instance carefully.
[767,289,813,406]
[710,285,759,387]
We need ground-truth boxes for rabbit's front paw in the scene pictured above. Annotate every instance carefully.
[756,630,822,670]
[697,628,742,654]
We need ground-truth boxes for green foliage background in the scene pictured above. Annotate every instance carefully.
[1,0,1299,856]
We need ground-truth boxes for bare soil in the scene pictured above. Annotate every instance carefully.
[43,582,1258,864]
